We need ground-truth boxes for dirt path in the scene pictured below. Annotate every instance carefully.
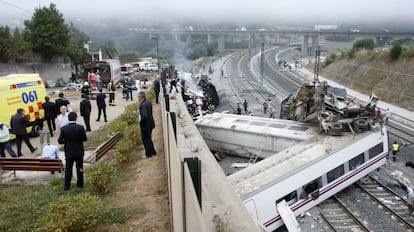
[102,102,170,231]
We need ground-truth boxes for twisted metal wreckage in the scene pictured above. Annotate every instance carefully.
[280,80,381,135]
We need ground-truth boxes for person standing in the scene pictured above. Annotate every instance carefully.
[392,141,399,162]
[96,89,107,122]
[58,112,87,191]
[81,81,91,97]
[243,99,249,114]
[55,92,71,112]
[154,77,161,104]
[269,107,275,118]
[385,108,391,124]
[169,77,180,94]
[96,71,101,90]
[80,94,92,132]
[263,101,268,114]
[43,96,57,137]
[138,91,156,158]
[236,103,242,115]
[126,78,134,101]
[119,77,127,99]
[57,105,70,129]
[10,108,38,156]
[0,122,17,157]
[107,80,116,106]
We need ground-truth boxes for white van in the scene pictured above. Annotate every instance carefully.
[147,64,158,72]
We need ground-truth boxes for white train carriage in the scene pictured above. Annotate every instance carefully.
[195,113,319,159]
[228,127,388,231]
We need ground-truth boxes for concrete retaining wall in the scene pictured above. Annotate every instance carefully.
[0,63,73,82]
[162,92,262,231]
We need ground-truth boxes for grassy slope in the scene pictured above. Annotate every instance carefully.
[321,50,414,111]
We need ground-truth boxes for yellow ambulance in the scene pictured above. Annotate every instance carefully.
[0,74,47,139]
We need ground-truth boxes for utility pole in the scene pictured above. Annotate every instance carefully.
[260,42,265,84]
[151,37,160,75]
[313,49,320,83]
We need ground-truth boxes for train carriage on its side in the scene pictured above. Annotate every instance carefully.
[227,126,388,231]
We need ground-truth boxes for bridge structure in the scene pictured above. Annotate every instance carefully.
[133,29,414,56]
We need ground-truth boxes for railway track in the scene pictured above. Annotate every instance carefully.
[226,47,414,231]
[319,197,370,232]
[356,175,414,231]
[387,124,414,145]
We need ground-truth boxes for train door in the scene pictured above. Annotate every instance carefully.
[244,199,258,220]
[299,177,322,200]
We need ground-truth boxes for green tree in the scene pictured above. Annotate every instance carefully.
[66,26,89,75]
[0,26,12,63]
[119,52,139,64]
[389,42,402,60]
[24,3,70,62]
[12,28,31,63]
[101,40,118,59]
[352,38,375,51]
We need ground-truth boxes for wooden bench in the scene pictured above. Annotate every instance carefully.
[85,131,121,163]
[0,158,64,184]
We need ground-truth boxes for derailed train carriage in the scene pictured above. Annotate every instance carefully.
[196,80,388,231]
[227,126,388,231]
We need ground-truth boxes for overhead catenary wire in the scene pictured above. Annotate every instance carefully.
[0,0,33,15]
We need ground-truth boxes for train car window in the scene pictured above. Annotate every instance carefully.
[300,177,322,199]
[327,164,345,183]
[349,153,365,170]
[288,126,308,131]
[269,123,285,128]
[234,119,249,124]
[276,191,298,206]
[250,121,266,126]
[368,143,384,159]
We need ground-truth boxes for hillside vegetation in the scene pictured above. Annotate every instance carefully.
[320,44,414,111]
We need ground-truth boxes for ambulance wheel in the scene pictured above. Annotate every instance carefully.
[30,123,41,137]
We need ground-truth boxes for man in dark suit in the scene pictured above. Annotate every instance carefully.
[58,112,87,191]
[80,94,92,132]
[138,91,156,158]
[10,108,38,156]
[42,96,57,137]
[96,89,107,122]
[153,77,160,104]
[55,92,70,112]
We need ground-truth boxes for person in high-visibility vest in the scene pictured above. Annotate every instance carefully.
[392,141,399,161]
[0,122,17,157]
[208,104,215,113]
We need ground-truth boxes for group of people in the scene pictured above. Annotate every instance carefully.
[118,77,136,101]
[0,108,39,158]
[0,76,158,192]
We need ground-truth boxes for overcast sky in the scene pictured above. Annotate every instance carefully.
[1,0,414,28]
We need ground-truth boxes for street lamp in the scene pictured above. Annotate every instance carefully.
[151,37,160,75]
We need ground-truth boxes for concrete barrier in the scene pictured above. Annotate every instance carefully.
[162,92,262,231]
[0,63,72,82]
